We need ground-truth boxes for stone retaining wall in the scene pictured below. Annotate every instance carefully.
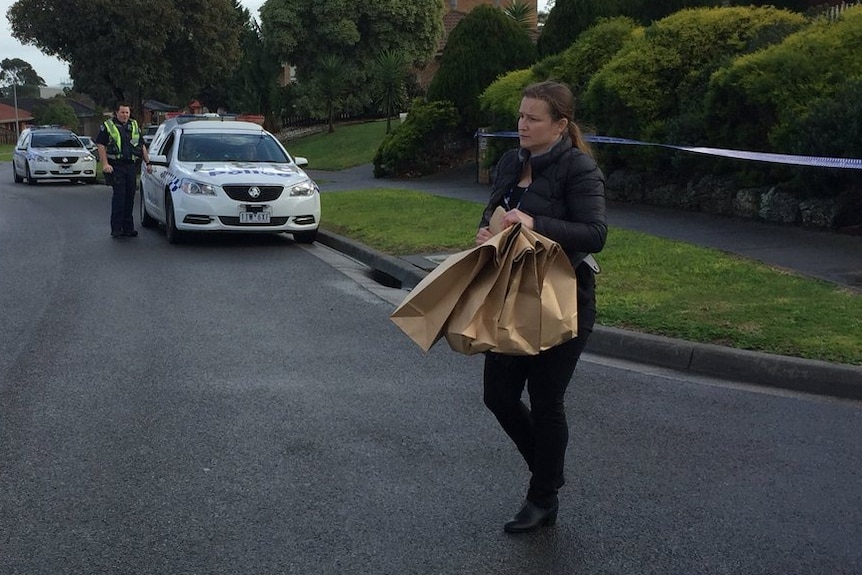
[606,169,862,234]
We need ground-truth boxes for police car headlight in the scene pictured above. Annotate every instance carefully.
[179,179,216,196]
[30,154,49,163]
[289,180,317,197]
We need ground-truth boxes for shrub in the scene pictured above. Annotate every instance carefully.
[538,0,724,58]
[373,99,460,178]
[549,16,641,105]
[705,6,862,155]
[768,78,862,215]
[583,7,805,145]
[479,68,538,131]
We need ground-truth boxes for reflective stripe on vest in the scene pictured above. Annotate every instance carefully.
[104,118,142,160]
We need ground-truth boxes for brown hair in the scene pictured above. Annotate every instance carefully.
[522,81,593,157]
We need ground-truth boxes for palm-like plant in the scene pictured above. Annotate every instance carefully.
[373,49,409,133]
[505,0,534,30]
[317,54,348,133]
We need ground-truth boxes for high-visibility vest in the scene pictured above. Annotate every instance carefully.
[103,118,142,160]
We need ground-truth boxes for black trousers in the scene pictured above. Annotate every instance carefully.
[482,266,596,508]
[109,162,138,234]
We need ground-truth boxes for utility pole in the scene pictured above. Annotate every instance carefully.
[13,81,20,140]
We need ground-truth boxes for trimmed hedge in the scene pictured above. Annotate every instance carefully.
[581,7,806,146]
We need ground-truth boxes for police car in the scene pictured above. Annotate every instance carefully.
[12,126,97,185]
[140,115,320,244]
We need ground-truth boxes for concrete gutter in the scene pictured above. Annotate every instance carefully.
[318,230,862,402]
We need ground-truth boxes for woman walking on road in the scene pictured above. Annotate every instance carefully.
[475,81,607,533]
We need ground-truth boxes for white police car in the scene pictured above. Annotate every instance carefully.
[140,116,320,244]
[12,127,97,185]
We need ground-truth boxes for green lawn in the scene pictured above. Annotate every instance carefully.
[0,143,13,162]
[282,120,389,170]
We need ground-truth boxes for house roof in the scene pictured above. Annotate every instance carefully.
[440,11,468,51]
[143,99,179,112]
[0,97,100,118]
[0,102,34,123]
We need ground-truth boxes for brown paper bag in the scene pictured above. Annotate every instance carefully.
[389,222,516,351]
[391,207,578,355]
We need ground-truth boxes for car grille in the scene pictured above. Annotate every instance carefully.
[51,156,81,164]
[223,185,283,202]
[219,216,290,226]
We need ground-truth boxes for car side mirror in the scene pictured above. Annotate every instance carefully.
[149,154,168,166]
[293,156,309,167]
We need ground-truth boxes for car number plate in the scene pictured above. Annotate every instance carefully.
[239,206,271,224]
[60,165,72,173]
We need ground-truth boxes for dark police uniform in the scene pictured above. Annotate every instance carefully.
[95,116,146,237]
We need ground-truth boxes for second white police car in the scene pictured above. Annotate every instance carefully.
[140,115,320,244]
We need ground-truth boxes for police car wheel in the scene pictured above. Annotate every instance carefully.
[165,195,184,244]
[140,196,158,229]
[25,165,36,186]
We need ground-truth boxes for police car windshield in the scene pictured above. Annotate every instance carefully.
[31,133,84,148]
[178,133,290,163]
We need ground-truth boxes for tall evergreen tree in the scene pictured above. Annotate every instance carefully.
[428,5,537,130]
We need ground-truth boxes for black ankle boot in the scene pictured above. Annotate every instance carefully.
[503,500,559,533]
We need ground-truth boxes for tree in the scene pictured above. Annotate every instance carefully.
[0,58,45,98]
[7,0,241,114]
[198,1,282,126]
[33,99,79,130]
[260,0,443,117]
[372,49,409,134]
[428,5,538,131]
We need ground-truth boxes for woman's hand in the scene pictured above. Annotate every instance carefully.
[502,208,534,230]
[476,226,495,245]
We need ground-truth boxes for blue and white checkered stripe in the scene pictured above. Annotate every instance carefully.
[167,173,182,193]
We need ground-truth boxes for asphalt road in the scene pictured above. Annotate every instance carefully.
[1,172,861,575]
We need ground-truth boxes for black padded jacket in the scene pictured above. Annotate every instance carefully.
[480,135,607,269]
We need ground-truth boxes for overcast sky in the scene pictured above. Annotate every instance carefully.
[2,0,550,86]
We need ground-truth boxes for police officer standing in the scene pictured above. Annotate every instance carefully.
[96,102,152,238]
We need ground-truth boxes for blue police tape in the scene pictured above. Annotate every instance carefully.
[478,131,862,170]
